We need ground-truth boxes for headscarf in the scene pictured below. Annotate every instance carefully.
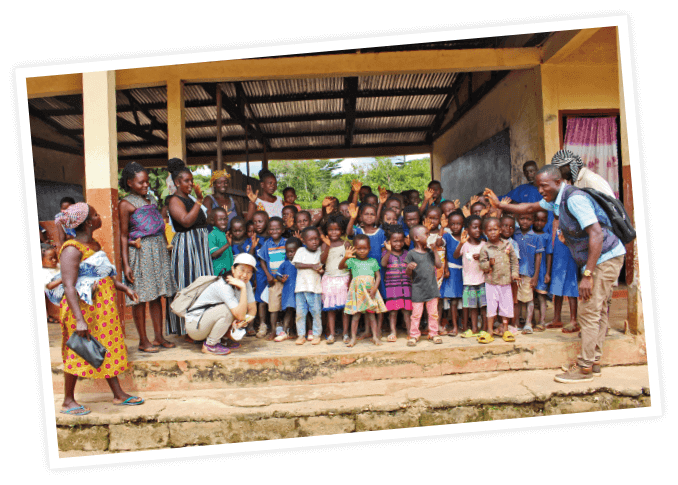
[55,202,89,230]
[551,149,584,183]
[209,169,231,187]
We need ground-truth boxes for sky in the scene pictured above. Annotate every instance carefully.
[194,154,429,177]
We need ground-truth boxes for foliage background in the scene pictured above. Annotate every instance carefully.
[118,156,430,209]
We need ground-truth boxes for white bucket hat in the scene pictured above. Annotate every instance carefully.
[233,252,256,269]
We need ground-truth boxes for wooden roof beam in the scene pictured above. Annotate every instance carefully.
[540,28,601,64]
[344,77,358,148]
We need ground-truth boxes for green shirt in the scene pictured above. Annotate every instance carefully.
[346,257,380,278]
[209,228,234,276]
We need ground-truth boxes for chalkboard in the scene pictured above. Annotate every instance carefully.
[440,128,512,205]
[35,180,84,221]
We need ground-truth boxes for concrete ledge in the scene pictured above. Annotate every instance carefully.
[56,365,651,455]
[51,332,647,393]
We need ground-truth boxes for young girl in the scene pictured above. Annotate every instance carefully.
[547,223,579,331]
[405,225,444,346]
[120,162,176,351]
[319,214,351,344]
[340,234,386,347]
[532,210,552,331]
[380,226,412,342]
[314,196,340,228]
[478,217,520,343]
[453,215,487,337]
[274,237,302,342]
[246,170,284,218]
[440,210,465,336]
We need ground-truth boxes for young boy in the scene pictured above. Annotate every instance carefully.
[513,213,544,333]
[273,237,302,341]
[292,227,324,345]
[256,217,287,339]
[208,207,234,276]
[230,217,255,256]
[402,204,421,246]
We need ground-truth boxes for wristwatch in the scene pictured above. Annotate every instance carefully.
[583,269,593,278]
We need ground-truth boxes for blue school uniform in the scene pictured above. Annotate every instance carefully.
[513,229,544,277]
[276,259,298,310]
[353,226,386,264]
[231,238,254,256]
[255,237,287,303]
[440,232,463,298]
[549,233,579,298]
[535,232,552,292]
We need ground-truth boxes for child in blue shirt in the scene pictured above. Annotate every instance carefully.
[256,216,287,339]
[513,213,544,333]
[273,237,301,342]
[532,210,552,330]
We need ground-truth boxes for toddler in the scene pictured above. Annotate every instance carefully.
[292,227,324,345]
[282,187,302,210]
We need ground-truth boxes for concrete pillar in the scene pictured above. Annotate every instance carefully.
[616,27,642,335]
[82,71,123,306]
[167,78,186,162]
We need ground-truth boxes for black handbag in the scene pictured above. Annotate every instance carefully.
[66,333,108,369]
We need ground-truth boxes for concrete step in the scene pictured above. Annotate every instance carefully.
[54,364,651,455]
[50,329,647,393]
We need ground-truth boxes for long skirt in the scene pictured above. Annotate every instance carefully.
[167,227,214,335]
[125,234,175,305]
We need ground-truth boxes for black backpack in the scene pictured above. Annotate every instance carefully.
[571,188,636,245]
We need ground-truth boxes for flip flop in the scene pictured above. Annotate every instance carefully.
[274,332,288,342]
[138,346,160,353]
[477,332,495,344]
[153,340,176,348]
[60,405,90,416]
[407,337,418,347]
[326,334,335,345]
[522,326,534,335]
[449,330,458,337]
[545,321,564,329]
[387,333,397,343]
[439,326,449,336]
[562,324,581,334]
[534,324,546,332]
[428,335,443,344]
[502,331,516,342]
[459,329,477,338]
[115,396,144,406]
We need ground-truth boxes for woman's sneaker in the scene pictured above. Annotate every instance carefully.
[202,342,231,355]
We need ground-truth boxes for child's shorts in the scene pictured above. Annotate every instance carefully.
[485,283,514,318]
[517,275,534,302]
[462,284,486,308]
[267,280,284,312]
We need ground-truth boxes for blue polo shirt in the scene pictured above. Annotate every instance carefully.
[513,229,544,277]
[505,183,542,203]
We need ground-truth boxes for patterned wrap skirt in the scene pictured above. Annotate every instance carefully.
[125,234,175,305]
[344,275,387,315]
[167,227,214,335]
[321,273,350,311]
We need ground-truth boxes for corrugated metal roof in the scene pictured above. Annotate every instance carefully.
[31,35,546,159]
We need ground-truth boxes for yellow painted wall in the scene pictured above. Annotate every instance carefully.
[431,67,545,189]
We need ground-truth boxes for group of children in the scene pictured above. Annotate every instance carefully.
[201,175,579,348]
[42,171,580,349]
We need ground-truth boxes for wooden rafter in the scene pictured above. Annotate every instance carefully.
[344,77,358,148]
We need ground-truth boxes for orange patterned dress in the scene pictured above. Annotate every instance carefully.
[59,240,129,379]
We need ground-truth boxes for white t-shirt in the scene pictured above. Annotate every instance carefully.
[292,247,322,293]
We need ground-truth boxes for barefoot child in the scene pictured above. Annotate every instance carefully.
[513,213,544,334]
[273,237,302,341]
[532,209,552,330]
[209,208,234,277]
[292,227,324,345]
[319,215,351,344]
[453,215,487,338]
[405,225,443,346]
[340,235,386,347]
[478,217,519,343]
[381,226,412,341]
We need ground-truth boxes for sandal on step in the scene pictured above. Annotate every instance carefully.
[407,337,418,347]
[326,334,335,345]
[256,324,268,339]
[428,335,443,344]
[439,326,449,336]
[522,326,534,335]
[477,331,495,344]
[460,329,477,338]
[502,331,516,342]
[387,333,397,342]
[274,332,288,342]
[562,324,581,334]
[534,324,546,332]
[60,405,90,416]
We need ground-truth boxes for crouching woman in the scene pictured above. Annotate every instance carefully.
[185,253,258,355]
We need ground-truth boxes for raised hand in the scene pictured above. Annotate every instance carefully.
[479,207,489,217]
[501,196,511,205]
[345,245,356,259]
[468,195,479,207]
[423,187,434,202]
[321,197,332,208]
[348,203,359,220]
[483,188,500,208]
[378,186,388,204]
[452,199,460,210]
[384,241,392,252]
[246,185,259,203]
[320,233,331,247]
[459,229,469,245]
[226,275,246,289]
[283,213,295,228]
[226,231,233,246]
[440,213,448,228]
[461,206,471,218]
[251,234,259,248]
[193,183,203,202]
[293,230,301,239]
[351,179,362,193]
[423,217,434,231]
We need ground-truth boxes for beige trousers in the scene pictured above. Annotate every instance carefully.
[185,304,234,346]
[577,255,624,368]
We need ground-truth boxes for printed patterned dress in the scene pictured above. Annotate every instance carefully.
[382,250,412,312]
[344,258,387,315]
[59,240,129,379]
[123,193,175,305]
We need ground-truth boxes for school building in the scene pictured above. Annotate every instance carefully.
[26,26,642,335]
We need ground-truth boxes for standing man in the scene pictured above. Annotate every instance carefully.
[551,149,615,197]
[484,164,626,383]
[504,160,542,203]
